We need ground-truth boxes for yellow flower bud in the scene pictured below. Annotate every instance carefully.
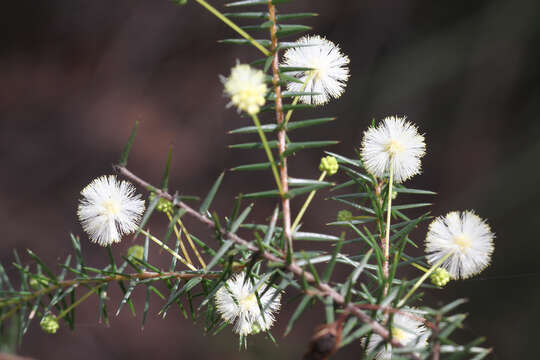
[319,156,339,175]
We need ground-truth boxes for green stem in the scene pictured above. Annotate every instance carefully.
[177,218,207,268]
[140,229,198,271]
[194,0,270,56]
[165,212,194,267]
[397,252,453,307]
[57,284,104,320]
[251,113,284,195]
[383,160,394,286]
[291,171,327,232]
[283,72,314,128]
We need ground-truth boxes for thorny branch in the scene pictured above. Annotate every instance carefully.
[115,165,424,360]
[267,0,293,258]
[0,271,222,308]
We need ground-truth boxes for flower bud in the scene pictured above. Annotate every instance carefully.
[150,193,173,214]
[319,156,339,175]
[40,315,59,334]
[29,278,40,289]
[430,268,450,287]
[127,245,145,260]
[337,210,353,222]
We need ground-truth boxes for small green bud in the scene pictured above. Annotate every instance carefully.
[40,315,59,334]
[319,156,339,176]
[30,278,50,289]
[150,193,173,214]
[29,278,40,289]
[173,0,188,5]
[391,190,398,200]
[127,245,145,260]
[250,322,262,335]
[430,268,451,287]
[337,210,353,222]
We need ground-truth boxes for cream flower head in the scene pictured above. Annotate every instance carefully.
[77,175,145,246]
[282,35,350,105]
[366,309,429,359]
[223,64,268,115]
[425,211,495,279]
[360,116,426,183]
[215,272,281,336]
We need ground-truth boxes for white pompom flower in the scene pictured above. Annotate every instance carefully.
[366,309,429,360]
[77,175,145,246]
[360,116,426,183]
[215,272,281,336]
[223,64,268,115]
[425,211,495,279]
[282,35,350,105]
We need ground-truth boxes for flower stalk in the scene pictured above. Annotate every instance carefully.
[283,72,315,128]
[56,284,104,320]
[291,171,327,232]
[194,0,270,56]
[397,251,452,307]
[140,229,198,271]
[383,159,394,293]
[251,113,283,195]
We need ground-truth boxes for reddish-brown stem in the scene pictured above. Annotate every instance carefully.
[116,165,422,360]
[0,271,220,308]
[267,0,293,258]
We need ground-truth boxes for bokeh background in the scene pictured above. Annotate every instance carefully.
[1,0,539,358]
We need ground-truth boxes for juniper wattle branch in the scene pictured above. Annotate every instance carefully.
[114,164,423,359]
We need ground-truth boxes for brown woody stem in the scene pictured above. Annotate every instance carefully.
[267,0,293,258]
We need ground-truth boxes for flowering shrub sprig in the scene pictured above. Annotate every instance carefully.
[0,1,495,359]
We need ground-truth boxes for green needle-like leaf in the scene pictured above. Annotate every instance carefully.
[161,147,173,191]
[205,240,234,272]
[285,295,313,336]
[223,11,267,19]
[322,234,344,282]
[230,162,272,172]
[200,172,225,215]
[276,12,318,21]
[119,121,139,166]
[230,204,254,233]
[293,232,340,242]
[283,141,339,157]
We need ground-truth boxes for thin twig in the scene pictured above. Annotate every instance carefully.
[0,270,222,315]
[116,165,421,360]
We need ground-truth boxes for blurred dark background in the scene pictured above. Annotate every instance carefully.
[1,0,539,358]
